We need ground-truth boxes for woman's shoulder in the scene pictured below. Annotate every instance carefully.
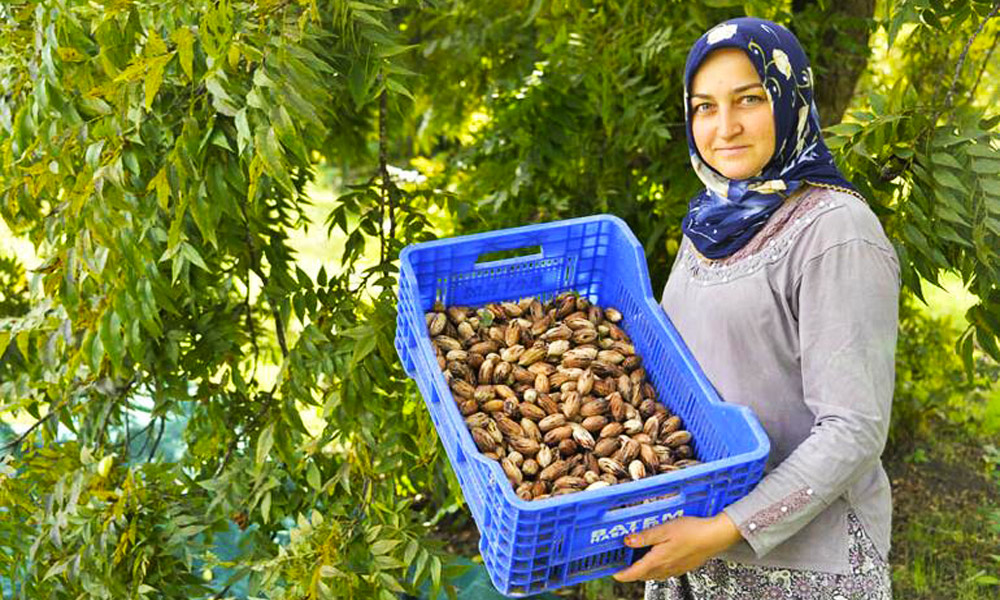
[673,184,897,285]
[795,184,895,259]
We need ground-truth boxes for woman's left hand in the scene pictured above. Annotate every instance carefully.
[612,513,743,582]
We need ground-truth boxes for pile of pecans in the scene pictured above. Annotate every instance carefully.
[426,291,700,501]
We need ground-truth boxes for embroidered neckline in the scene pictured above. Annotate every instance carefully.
[679,185,847,286]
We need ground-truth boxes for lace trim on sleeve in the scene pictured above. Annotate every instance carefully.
[738,487,815,537]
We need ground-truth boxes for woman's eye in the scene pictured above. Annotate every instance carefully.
[741,95,765,105]
[693,103,713,114]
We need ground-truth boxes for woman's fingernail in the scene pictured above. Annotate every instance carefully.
[625,536,634,546]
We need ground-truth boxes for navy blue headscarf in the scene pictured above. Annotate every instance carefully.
[681,17,859,259]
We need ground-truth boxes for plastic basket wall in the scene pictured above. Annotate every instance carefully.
[395,215,769,597]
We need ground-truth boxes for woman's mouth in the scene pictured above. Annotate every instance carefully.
[716,146,750,155]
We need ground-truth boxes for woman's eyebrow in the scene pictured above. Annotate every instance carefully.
[690,82,765,99]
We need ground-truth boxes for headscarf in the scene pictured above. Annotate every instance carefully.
[680,17,859,260]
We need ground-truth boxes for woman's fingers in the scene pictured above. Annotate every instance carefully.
[613,543,673,582]
[623,518,680,548]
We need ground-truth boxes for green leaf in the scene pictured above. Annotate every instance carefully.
[149,167,170,210]
[385,77,414,101]
[403,538,419,565]
[235,109,251,154]
[89,329,104,372]
[43,560,68,581]
[931,152,963,170]
[307,461,321,491]
[934,170,967,193]
[205,73,238,116]
[937,224,973,247]
[957,328,975,380]
[16,330,29,360]
[371,539,401,555]
[981,178,1000,197]
[180,242,208,271]
[261,491,272,524]
[966,144,999,158]
[825,122,863,137]
[377,44,419,58]
[172,28,194,80]
[430,555,442,590]
[255,126,295,194]
[319,565,344,578]
[413,548,429,585]
[350,333,377,369]
[256,422,275,466]
[144,54,172,110]
[377,572,406,593]
[971,159,1000,174]
[374,554,405,569]
[349,1,388,11]
[101,310,124,370]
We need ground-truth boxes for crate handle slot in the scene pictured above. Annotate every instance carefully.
[473,244,544,270]
[599,490,686,524]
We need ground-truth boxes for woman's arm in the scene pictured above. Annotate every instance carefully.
[722,238,899,557]
[615,237,900,580]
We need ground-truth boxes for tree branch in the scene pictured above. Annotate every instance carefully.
[93,378,133,448]
[944,1,1000,111]
[239,200,289,359]
[149,417,165,461]
[270,305,289,358]
[2,404,59,453]
[970,26,1000,102]
[382,88,396,254]
[214,390,276,477]
[244,269,260,378]
[134,418,156,457]
[123,408,131,456]
[378,78,389,269]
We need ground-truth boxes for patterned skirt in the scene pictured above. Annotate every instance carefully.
[644,512,892,600]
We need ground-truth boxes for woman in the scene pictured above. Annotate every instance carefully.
[612,17,898,600]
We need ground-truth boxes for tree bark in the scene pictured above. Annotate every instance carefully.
[792,0,877,127]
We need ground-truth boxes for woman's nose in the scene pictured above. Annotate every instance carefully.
[717,107,743,139]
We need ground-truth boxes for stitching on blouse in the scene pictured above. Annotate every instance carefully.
[790,238,901,292]
[680,197,845,286]
[740,487,815,537]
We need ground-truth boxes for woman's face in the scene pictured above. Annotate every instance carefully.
[690,48,776,180]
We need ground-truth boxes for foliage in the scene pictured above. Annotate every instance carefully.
[1,0,999,598]
[0,1,457,598]
[400,0,1000,361]
[401,0,808,289]
[0,255,28,318]
[891,296,999,448]
[824,0,1000,366]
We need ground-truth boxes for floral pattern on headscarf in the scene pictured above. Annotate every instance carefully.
[680,17,860,260]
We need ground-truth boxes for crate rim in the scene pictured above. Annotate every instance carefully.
[396,213,770,513]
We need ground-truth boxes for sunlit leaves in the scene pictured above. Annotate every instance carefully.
[827,2,1000,365]
[0,1,456,598]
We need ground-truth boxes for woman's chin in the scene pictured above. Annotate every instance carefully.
[716,167,757,180]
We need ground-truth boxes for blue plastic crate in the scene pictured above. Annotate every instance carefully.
[395,215,769,597]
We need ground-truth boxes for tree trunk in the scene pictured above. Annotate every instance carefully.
[792,0,877,127]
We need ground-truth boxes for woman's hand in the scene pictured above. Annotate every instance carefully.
[612,512,743,582]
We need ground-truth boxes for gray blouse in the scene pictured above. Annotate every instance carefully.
[659,184,900,574]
